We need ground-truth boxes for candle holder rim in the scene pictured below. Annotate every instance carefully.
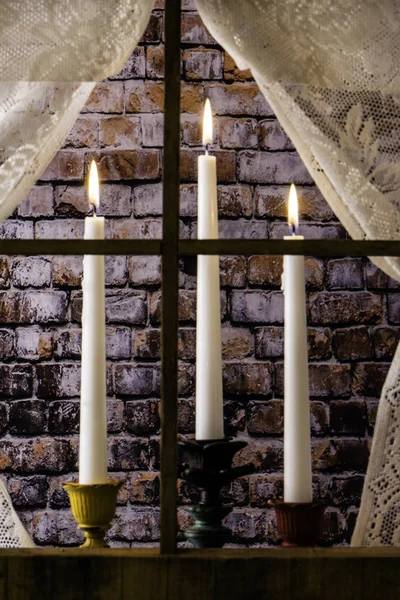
[268,498,328,509]
[62,480,123,491]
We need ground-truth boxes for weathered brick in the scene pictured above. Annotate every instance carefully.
[220,256,246,287]
[0,365,32,398]
[372,326,400,360]
[330,400,366,435]
[15,327,52,360]
[180,149,236,183]
[223,54,253,82]
[310,401,329,435]
[91,149,160,180]
[177,398,195,433]
[71,290,147,324]
[8,475,48,508]
[353,363,390,397]
[128,256,161,286]
[255,327,331,360]
[0,403,7,434]
[312,438,369,471]
[319,507,346,545]
[48,401,79,435]
[309,364,351,398]
[133,183,162,217]
[248,255,282,288]
[11,257,51,288]
[18,186,54,217]
[36,363,80,399]
[329,475,364,507]
[150,290,196,323]
[224,400,246,435]
[49,475,74,508]
[40,151,84,181]
[105,256,128,286]
[32,510,82,546]
[83,82,124,113]
[326,259,364,290]
[181,13,216,44]
[0,257,10,289]
[109,507,160,542]
[141,113,164,147]
[254,185,335,221]
[130,472,160,504]
[133,329,160,359]
[0,329,15,360]
[221,477,249,507]
[309,292,383,325]
[108,438,151,471]
[239,150,313,184]
[126,399,160,434]
[231,291,283,324]
[181,114,202,146]
[111,218,162,239]
[64,118,98,148]
[110,47,146,79]
[272,222,346,240]
[181,83,204,113]
[114,364,159,396]
[308,328,332,360]
[223,362,273,396]
[365,262,400,290]
[366,399,379,434]
[0,438,73,474]
[142,12,163,43]
[52,256,82,287]
[218,117,258,148]
[207,84,272,116]
[183,48,222,80]
[9,400,47,435]
[259,120,294,151]
[221,327,253,359]
[388,294,400,324]
[0,221,34,239]
[146,45,164,79]
[125,81,164,113]
[247,400,283,435]
[55,185,87,218]
[99,116,141,148]
[178,328,196,360]
[35,219,84,239]
[218,220,268,240]
[333,327,371,361]
[249,474,283,507]
[226,508,277,544]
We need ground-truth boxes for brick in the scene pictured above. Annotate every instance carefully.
[141,113,164,147]
[181,13,216,44]
[259,119,294,151]
[207,84,272,116]
[0,221,34,239]
[366,399,379,434]
[221,327,253,359]
[177,398,195,433]
[111,218,162,239]
[248,255,282,287]
[11,257,51,288]
[271,222,346,239]
[319,507,346,545]
[15,327,52,360]
[130,472,160,504]
[309,364,351,398]
[372,326,400,360]
[126,81,164,113]
[100,116,141,148]
[218,117,258,149]
[177,362,195,396]
[109,507,160,542]
[146,45,164,79]
[108,400,125,434]
[105,256,128,286]
[40,151,84,181]
[226,508,277,544]
[0,329,15,360]
[220,477,249,506]
[92,149,160,180]
[218,220,268,239]
[223,54,253,82]
[9,400,47,435]
[181,115,202,146]
[150,290,196,323]
[52,256,82,287]
[312,438,369,471]
[71,291,147,324]
[309,292,383,325]
[0,365,32,398]
[110,47,146,79]
[220,256,246,287]
[35,219,84,239]
[247,400,283,434]
[54,329,81,359]
[0,438,73,473]
[0,257,10,288]
[54,186,86,216]
[133,183,162,217]
[128,256,161,286]
[83,82,124,113]
[133,329,160,359]
[239,150,313,184]
[0,403,7,434]
[142,12,163,42]
[114,364,159,396]
[64,118,98,148]
[224,400,246,435]
[388,294,400,324]
[255,326,331,360]
[365,262,400,289]
[310,401,329,435]
[181,83,204,113]
[180,149,236,182]
[330,400,366,435]
[353,363,390,397]
[32,509,82,546]
[308,328,332,360]
[333,327,371,361]
[218,185,252,218]
[126,399,160,434]
[223,362,273,396]
[36,363,80,398]
[0,291,68,324]
[255,185,335,221]
[48,401,79,434]
[178,329,196,360]
[8,475,48,508]
[18,186,54,217]
[329,475,364,507]
[106,327,131,359]
[100,184,132,216]
[231,291,283,324]
[183,48,222,80]
[326,259,364,290]
[108,438,151,471]
[249,474,283,507]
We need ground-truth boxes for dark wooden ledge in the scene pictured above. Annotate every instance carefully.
[0,547,399,599]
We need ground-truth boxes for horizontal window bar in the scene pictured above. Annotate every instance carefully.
[1,239,400,257]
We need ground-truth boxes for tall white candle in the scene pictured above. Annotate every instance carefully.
[283,184,312,503]
[195,99,224,440]
[79,160,108,484]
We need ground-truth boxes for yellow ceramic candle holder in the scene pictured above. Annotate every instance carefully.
[63,480,123,548]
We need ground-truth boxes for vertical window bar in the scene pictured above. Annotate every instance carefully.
[160,0,181,554]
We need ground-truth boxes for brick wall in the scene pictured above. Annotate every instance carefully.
[0,0,398,547]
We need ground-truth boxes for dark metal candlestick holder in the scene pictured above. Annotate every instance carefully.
[268,499,327,547]
[179,438,255,548]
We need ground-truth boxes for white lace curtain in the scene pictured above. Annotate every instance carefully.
[0,0,399,546]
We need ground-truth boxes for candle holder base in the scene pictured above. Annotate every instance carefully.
[179,439,255,548]
[268,499,327,547]
[63,480,123,549]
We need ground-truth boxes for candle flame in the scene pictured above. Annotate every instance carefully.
[202,98,213,147]
[88,159,100,210]
[288,184,299,230]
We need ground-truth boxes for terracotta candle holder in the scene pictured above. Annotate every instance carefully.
[268,499,327,547]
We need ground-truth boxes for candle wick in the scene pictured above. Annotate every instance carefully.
[91,203,97,217]
[205,143,210,156]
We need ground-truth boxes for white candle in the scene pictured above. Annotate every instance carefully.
[283,184,312,503]
[195,99,224,440]
[79,160,108,484]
